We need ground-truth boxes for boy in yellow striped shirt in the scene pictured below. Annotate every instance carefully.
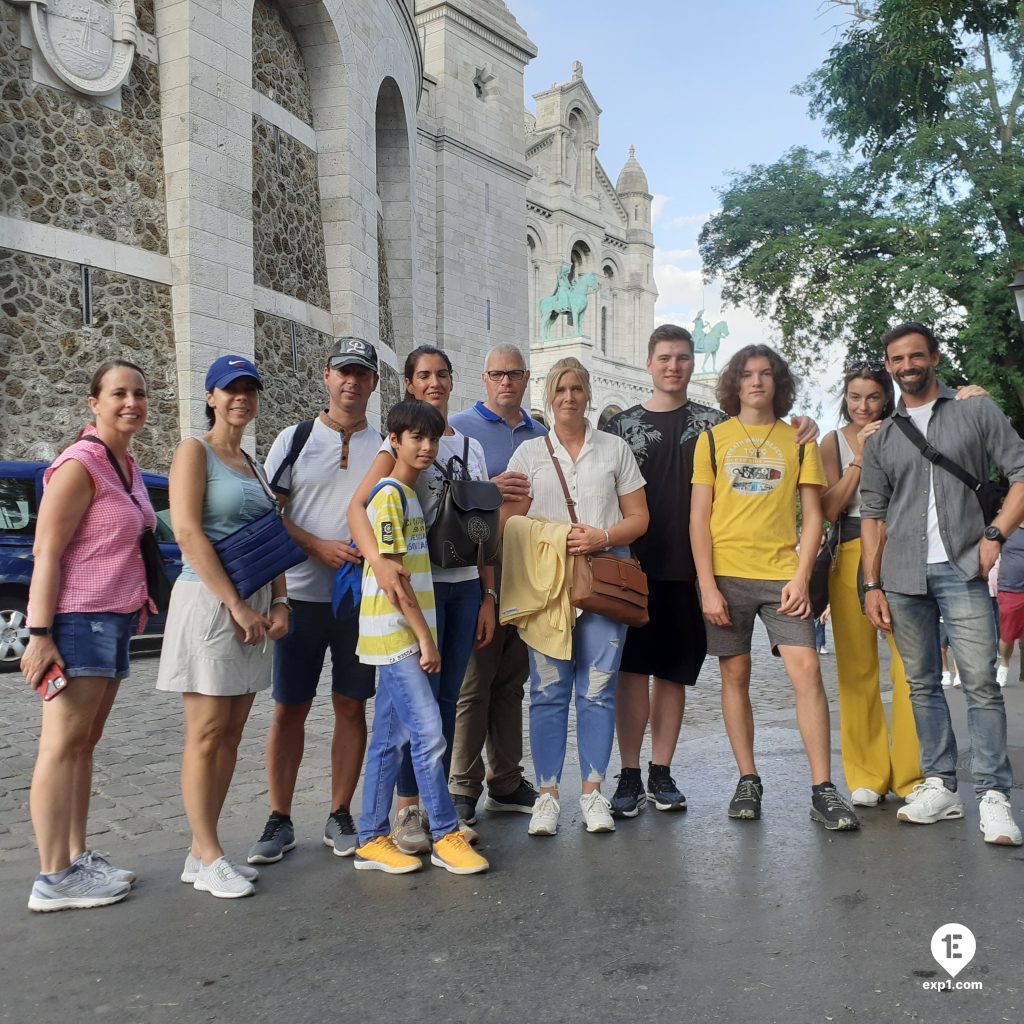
[354,401,488,875]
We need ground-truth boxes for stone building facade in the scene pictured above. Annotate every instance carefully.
[1,0,536,468]
[523,62,664,426]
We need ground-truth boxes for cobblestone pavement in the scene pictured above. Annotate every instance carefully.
[0,622,927,862]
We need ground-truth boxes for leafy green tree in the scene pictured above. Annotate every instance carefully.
[699,0,1024,427]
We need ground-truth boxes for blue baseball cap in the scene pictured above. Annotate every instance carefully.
[205,354,263,391]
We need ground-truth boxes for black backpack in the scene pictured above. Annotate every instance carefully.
[269,419,315,494]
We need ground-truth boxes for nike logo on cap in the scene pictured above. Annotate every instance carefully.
[228,360,246,366]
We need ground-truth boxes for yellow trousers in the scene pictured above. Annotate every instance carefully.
[829,538,922,797]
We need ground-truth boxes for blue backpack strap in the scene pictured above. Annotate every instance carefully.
[368,479,408,519]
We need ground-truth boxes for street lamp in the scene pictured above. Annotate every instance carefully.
[1010,267,1024,323]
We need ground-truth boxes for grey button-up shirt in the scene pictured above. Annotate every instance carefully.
[860,384,1024,595]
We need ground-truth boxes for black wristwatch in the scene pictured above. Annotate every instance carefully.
[983,525,1007,545]
[28,626,52,637]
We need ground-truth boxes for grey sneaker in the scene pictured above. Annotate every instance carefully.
[452,795,478,826]
[181,852,259,884]
[193,857,255,899]
[28,864,130,913]
[247,812,297,864]
[72,849,136,886]
[323,807,357,857]
[391,807,431,854]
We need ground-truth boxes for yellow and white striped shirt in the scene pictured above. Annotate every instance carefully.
[357,479,437,665]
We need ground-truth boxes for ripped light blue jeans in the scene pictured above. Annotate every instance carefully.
[527,610,627,788]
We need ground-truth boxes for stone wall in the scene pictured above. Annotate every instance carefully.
[0,250,178,471]
[134,0,156,36]
[253,311,333,456]
[252,0,314,126]
[0,7,167,254]
[252,116,329,308]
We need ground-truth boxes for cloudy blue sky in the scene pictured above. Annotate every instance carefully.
[513,0,852,416]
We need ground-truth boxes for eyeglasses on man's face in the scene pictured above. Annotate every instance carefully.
[484,369,527,382]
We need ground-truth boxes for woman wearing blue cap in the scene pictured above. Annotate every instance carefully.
[157,355,292,898]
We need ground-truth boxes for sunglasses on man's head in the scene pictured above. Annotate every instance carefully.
[484,369,527,381]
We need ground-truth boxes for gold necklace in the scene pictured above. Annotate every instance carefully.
[739,418,779,459]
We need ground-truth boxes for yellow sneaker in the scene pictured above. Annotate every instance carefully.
[354,836,422,874]
[431,831,490,875]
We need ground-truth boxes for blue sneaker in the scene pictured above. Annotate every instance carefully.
[28,865,130,913]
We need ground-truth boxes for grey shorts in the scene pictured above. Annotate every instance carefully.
[703,576,816,658]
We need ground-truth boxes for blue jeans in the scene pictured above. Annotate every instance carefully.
[358,652,459,843]
[886,562,1011,797]
[396,578,481,798]
[527,611,627,788]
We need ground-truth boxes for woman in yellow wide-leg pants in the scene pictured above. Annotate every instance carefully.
[822,362,922,806]
[829,537,921,798]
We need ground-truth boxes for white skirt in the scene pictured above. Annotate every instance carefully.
[155,578,274,696]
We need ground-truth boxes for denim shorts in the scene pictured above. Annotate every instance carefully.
[52,611,139,680]
[272,597,376,704]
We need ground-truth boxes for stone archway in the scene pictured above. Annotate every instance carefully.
[597,404,623,430]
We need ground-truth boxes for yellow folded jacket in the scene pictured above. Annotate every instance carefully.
[499,516,573,661]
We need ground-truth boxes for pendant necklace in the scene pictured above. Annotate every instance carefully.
[740,418,779,459]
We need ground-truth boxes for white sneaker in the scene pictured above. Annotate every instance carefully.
[978,791,1023,846]
[896,778,964,824]
[996,664,1009,686]
[941,671,952,688]
[181,852,258,884]
[902,782,925,804]
[850,787,884,807]
[528,793,560,836]
[580,791,615,833]
[193,856,256,898]
[72,849,136,886]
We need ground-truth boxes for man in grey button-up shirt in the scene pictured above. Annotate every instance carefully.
[860,322,1024,847]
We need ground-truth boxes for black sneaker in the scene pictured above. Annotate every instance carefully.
[323,807,357,856]
[728,775,763,820]
[810,783,861,831]
[610,768,646,818]
[646,763,687,812]
[483,778,538,814]
[452,794,478,826]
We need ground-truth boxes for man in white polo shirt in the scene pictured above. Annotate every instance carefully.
[247,338,383,865]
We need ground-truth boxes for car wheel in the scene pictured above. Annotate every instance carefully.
[0,589,29,673]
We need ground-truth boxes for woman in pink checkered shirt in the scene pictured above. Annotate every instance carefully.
[21,359,157,913]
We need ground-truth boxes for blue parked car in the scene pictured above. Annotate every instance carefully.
[0,460,183,672]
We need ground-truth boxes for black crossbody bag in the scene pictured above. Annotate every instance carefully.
[891,415,1007,523]
[80,436,173,613]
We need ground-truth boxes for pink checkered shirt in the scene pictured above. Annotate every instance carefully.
[43,429,158,620]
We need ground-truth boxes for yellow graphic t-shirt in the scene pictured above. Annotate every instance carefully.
[357,479,437,665]
[692,419,825,580]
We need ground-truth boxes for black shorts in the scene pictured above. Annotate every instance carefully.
[618,579,706,686]
[272,597,376,704]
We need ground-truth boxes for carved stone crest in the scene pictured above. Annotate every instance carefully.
[9,0,138,96]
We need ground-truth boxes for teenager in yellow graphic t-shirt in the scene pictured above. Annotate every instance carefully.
[690,345,860,833]
[353,401,488,877]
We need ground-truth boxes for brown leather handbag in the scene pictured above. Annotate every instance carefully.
[544,436,650,628]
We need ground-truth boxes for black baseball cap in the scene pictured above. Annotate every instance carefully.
[327,337,378,373]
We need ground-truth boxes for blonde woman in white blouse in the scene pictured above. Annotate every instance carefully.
[503,357,649,837]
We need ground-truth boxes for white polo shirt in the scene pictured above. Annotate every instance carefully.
[507,424,645,530]
[265,418,382,602]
